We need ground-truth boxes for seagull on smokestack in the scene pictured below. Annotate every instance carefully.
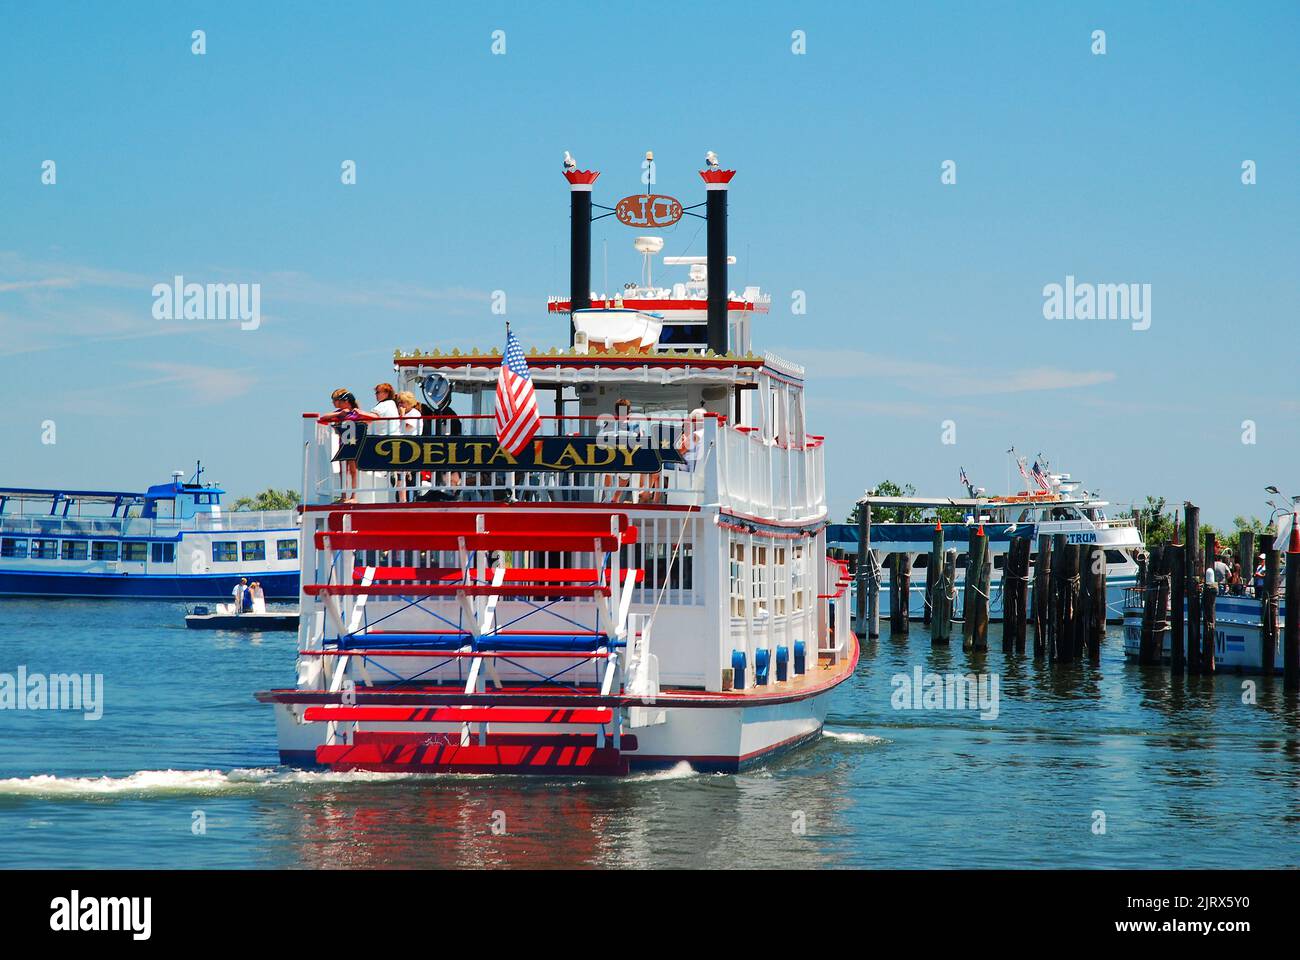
[705,150,719,169]
[563,151,577,171]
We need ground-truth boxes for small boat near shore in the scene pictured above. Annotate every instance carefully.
[185,603,300,631]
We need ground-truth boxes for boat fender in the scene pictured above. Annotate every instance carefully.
[754,648,771,686]
[730,649,747,691]
[793,640,806,675]
[775,645,789,682]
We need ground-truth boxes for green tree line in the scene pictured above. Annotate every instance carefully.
[232,488,301,511]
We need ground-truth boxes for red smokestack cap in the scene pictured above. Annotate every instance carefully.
[563,170,600,188]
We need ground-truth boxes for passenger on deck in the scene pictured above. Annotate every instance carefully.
[250,581,266,613]
[605,398,662,504]
[1255,554,1266,597]
[393,391,422,502]
[676,407,707,470]
[232,577,248,615]
[364,383,401,435]
[241,580,254,613]
[1213,552,1231,594]
[321,389,364,502]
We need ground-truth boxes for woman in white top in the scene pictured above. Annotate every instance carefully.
[393,391,423,502]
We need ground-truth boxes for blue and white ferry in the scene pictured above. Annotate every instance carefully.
[0,465,299,599]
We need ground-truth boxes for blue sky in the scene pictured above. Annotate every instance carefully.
[1,1,1296,526]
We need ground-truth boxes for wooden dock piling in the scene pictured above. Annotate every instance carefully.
[964,527,989,651]
[1185,504,1202,676]
[1169,539,1185,675]
[1286,534,1300,690]
[1239,531,1255,593]
[1032,534,1051,657]
[854,503,869,639]
[1261,534,1278,676]
[926,523,943,627]
[1004,536,1030,653]
[1088,543,1106,662]
[931,548,956,643]
[977,549,992,651]
[890,553,911,636]
[1139,544,1164,665]
[1202,530,1218,673]
[1050,533,1069,660]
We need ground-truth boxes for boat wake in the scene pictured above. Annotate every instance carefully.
[624,761,699,782]
[822,729,890,745]
[0,767,423,799]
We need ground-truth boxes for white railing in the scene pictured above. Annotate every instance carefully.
[0,511,297,539]
[192,511,299,531]
[713,424,825,522]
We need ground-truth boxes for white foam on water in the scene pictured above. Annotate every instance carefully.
[0,767,424,798]
[625,761,699,782]
[822,729,889,745]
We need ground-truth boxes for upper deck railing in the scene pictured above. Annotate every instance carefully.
[0,510,299,539]
[302,413,826,522]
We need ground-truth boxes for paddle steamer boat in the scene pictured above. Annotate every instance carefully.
[256,155,857,774]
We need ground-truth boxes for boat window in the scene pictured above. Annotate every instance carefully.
[791,544,806,611]
[1104,549,1127,565]
[212,541,238,563]
[750,544,769,611]
[773,546,788,616]
[91,541,119,561]
[61,540,89,560]
[728,541,746,617]
[277,538,298,560]
[32,539,59,559]
[122,542,148,562]
[993,555,1005,570]
[955,554,968,569]
[151,543,175,564]
[1,538,29,559]
[242,540,267,562]
[912,554,928,569]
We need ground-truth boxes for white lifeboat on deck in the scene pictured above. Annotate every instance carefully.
[572,307,663,354]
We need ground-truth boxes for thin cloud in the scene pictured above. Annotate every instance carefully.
[775,348,1116,397]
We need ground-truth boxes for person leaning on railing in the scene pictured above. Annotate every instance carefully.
[319,388,364,503]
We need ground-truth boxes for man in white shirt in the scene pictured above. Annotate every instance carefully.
[231,578,248,615]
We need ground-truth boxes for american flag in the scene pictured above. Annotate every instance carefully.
[1030,461,1051,491]
[495,329,541,455]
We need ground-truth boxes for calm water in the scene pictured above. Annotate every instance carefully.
[2,599,1299,869]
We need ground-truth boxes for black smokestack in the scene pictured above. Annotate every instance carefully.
[564,169,598,346]
[706,187,727,354]
[701,168,734,354]
[570,190,591,314]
